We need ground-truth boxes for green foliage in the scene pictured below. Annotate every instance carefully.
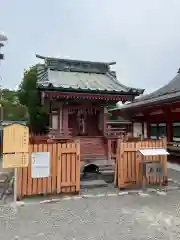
[18,65,49,133]
[0,89,28,121]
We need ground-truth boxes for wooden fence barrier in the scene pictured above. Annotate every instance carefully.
[16,140,80,200]
[114,138,168,189]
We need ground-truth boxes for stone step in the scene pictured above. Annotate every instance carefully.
[80,179,108,189]
[99,167,115,172]
[101,170,115,176]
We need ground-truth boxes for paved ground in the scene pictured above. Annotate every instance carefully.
[1,192,180,239]
[168,163,180,182]
[0,163,180,239]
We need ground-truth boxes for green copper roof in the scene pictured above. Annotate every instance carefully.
[36,54,144,95]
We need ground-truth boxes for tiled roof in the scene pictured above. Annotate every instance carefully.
[36,55,144,95]
[119,69,180,110]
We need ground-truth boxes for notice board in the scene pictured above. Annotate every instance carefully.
[31,152,50,178]
[3,123,29,154]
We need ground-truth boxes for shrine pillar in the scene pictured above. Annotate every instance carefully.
[166,111,172,142]
[58,104,63,132]
[143,122,147,138]
[62,106,69,135]
[167,120,172,142]
[103,107,108,134]
[146,121,151,138]
[98,110,103,131]
[145,114,151,138]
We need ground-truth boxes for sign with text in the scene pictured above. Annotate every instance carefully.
[3,152,29,168]
[3,123,29,154]
[31,152,50,178]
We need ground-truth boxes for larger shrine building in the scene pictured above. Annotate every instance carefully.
[110,68,180,142]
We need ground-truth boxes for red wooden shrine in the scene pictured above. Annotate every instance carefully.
[110,68,180,146]
[36,54,143,161]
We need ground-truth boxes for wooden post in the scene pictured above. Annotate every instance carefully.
[49,100,52,129]
[63,106,69,135]
[114,139,119,186]
[59,105,63,133]
[76,140,80,192]
[103,107,108,135]
[146,121,151,138]
[14,168,17,202]
[118,140,124,188]
[167,120,172,142]
[163,107,172,142]
[107,139,112,164]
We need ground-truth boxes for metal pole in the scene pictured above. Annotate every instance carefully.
[0,90,3,122]
[0,42,4,122]
[14,168,17,203]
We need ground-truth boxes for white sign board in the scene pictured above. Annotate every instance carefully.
[138,148,169,156]
[31,152,50,178]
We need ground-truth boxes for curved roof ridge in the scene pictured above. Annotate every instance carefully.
[133,70,180,103]
[118,68,180,110]
[106,72,145,95]
[35,53,115,66]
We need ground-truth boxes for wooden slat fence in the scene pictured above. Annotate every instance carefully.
[114,138,168,189]
[16,140,80,200]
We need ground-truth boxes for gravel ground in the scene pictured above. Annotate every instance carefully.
[0,163,180,239]
[1,192,180,239]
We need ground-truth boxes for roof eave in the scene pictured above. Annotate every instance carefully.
[37,85,141,96]
[108,107,121,112]
[119,91,180,111]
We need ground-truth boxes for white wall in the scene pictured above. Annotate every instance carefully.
[133,122,143,137]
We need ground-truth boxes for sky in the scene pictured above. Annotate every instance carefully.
[1,0,180,93]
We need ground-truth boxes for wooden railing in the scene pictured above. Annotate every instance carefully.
[48,128,73,139]
[30,128,73,144]
[105,127,126,138]
[168,141,180,148]
[167,141,180,155]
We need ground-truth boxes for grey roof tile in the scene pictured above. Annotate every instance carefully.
[36,64,144,94]
[119,70,180,110]
[47,70,130,92]
[136,71,180,101]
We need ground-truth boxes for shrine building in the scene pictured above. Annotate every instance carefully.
[110,68,180,143]
[36,54,143,161]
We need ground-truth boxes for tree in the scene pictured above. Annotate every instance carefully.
[0,89,28,121]
[18,65,49,133]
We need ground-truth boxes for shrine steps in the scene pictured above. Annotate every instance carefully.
[80,164,115,186]
[80,136,107,161]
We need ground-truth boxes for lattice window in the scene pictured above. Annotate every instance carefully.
[150,124,158,139]
[173,123,180,139]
